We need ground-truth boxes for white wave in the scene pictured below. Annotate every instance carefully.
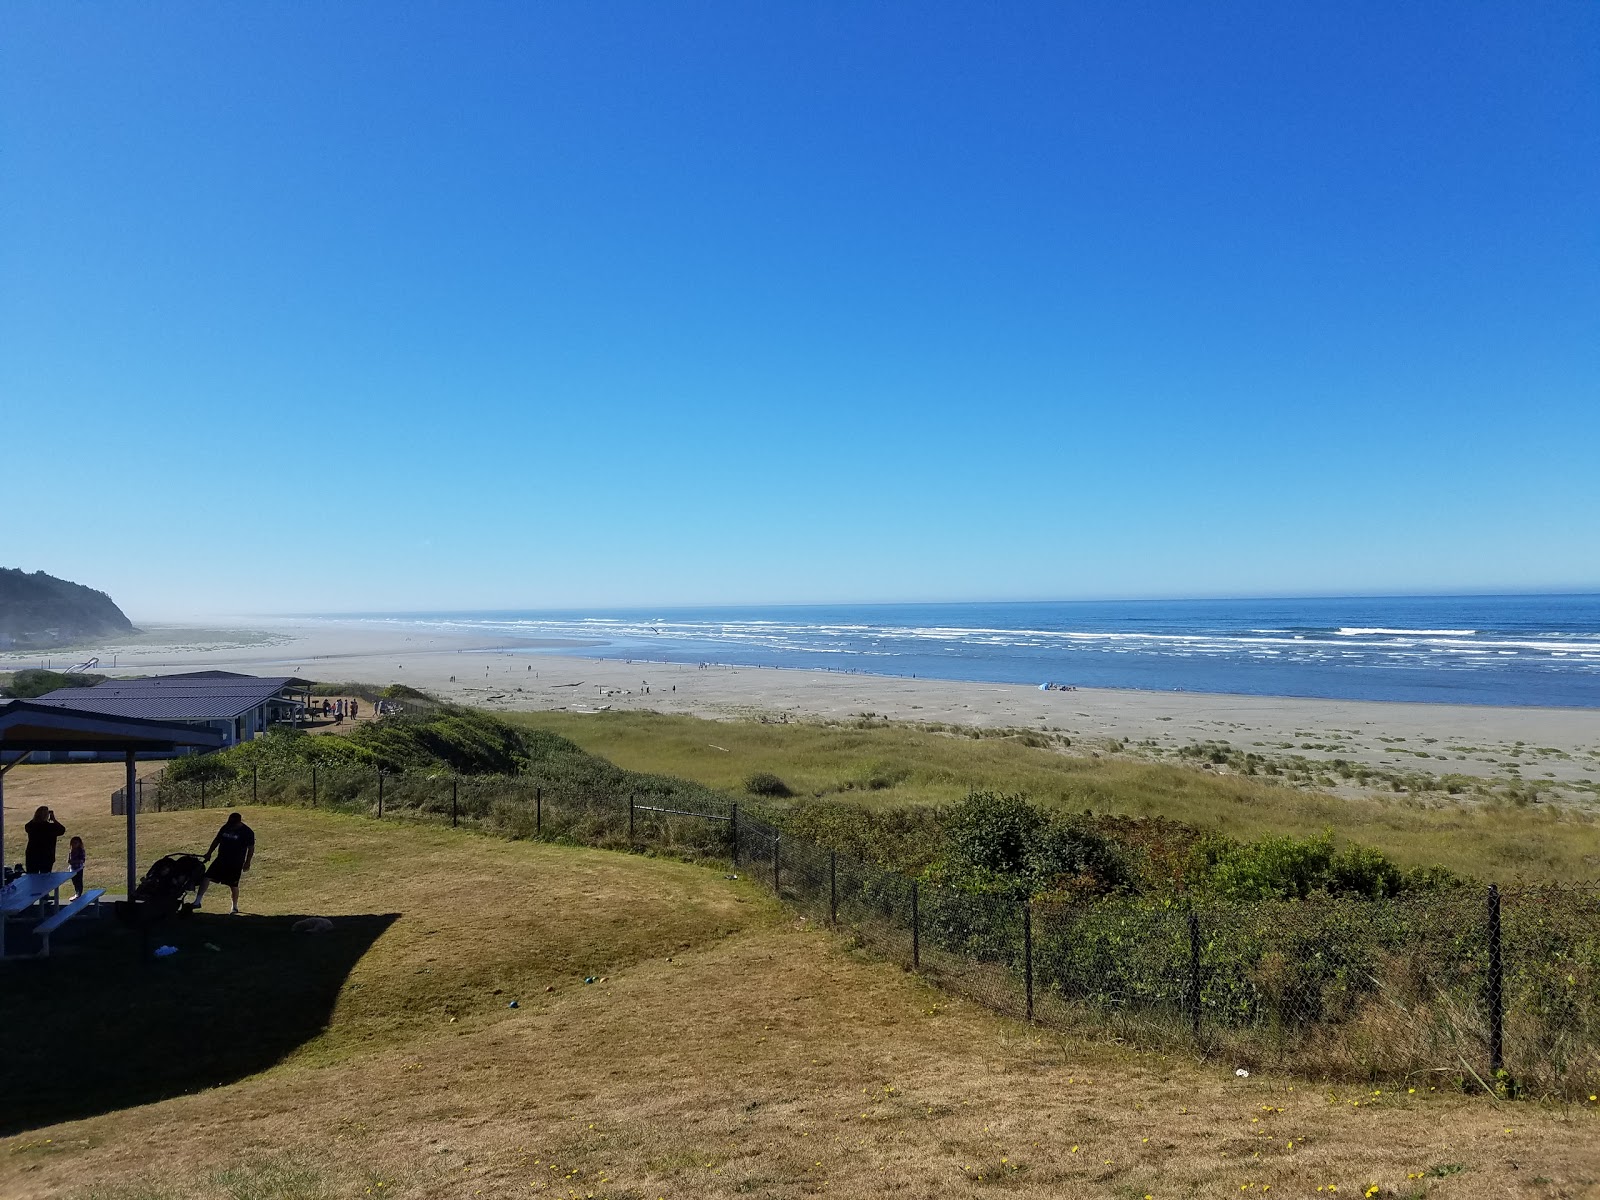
[1337,627,1477,637]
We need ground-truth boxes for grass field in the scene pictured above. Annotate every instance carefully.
[508,711,1600,881]
[2,760,1598,1200]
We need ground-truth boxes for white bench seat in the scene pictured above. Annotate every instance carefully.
[34,889,106,957]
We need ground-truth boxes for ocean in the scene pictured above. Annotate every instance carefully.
[332,595,1600,708]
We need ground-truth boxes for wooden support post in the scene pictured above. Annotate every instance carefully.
[125,750,138,898]
[451,777,459,827]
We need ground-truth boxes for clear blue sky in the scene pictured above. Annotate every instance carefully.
[4,3,1597,617]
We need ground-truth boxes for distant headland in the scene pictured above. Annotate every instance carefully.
[0,567,137,650]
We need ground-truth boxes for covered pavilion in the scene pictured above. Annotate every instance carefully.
[0,701,224,901]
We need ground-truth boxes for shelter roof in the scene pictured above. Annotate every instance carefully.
[0,700,226,754]
[29,671,310,722]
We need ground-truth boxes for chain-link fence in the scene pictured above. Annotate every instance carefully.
[116,763,1600,1096]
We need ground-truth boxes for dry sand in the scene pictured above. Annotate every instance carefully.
[7,619,1600,796]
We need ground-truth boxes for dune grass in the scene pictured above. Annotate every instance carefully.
[508,710,1600,881]
[2,762,1598,1199]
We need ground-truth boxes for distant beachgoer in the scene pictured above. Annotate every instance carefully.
[322,699,332,717]
[194,813,255,914]
[24,807,66,874]
[67,836,86,897]
[350,699,359,719]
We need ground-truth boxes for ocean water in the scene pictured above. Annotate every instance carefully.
[335,595,1600,708]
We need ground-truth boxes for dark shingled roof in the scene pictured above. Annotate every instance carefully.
[0,699,225,752]
[29,671,311,723]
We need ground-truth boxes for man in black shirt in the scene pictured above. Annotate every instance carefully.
[194,812,255,914]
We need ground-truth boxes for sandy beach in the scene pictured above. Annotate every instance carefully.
[7,619,1599,801]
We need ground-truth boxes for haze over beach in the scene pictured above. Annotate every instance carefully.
[6,4,1600,1198]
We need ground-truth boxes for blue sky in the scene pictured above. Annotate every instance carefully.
[4,3,1597,617]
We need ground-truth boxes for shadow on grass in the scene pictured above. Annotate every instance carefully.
[0,911,397,1134]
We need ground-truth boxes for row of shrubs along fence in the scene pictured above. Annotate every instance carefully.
[119,762,1600,1098]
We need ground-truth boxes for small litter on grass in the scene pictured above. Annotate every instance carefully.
[1236,1068,1251,1078]
[507,1000,519,1009]
[725,874,740,880]
[153,945,178,958]
[545,985,555,993]
[584,976,596,984]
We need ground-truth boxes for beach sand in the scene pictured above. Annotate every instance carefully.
[7,619,1599,800]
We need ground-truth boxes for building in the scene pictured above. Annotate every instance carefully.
[28,670,313,759]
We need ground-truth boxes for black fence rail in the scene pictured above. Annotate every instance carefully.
[123,762,1600,1097]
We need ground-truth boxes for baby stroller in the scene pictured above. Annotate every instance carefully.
[115,852,208,928]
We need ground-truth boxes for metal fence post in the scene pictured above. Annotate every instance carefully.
[311,764,318,807]
[911,880,920,969]
[200,777,206,809]
[377,770,384,818]
[1023,900,1034,1022]
[1188,908,1203,1041]
[451,777,459,827]
[730,802,740,866]
[252,765,257,805]
[1488,883,1504,1075]
[535,786,542,835]
[629,793,636,840]
[773,835,781,894]
[829,851,838,924]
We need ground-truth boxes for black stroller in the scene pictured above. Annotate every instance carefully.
[115,853,207,928]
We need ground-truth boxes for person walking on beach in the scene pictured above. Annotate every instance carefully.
[194,813,255,914]
[24,807,66,874]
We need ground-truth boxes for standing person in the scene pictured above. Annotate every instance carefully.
[24,807,66,874]
[350,698,359,719]
[67,837,87,897]
[194,813,255,914]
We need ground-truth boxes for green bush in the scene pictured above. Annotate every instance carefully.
[2,668,108,698]
[939,791,1128,899]
[744,771,794,798]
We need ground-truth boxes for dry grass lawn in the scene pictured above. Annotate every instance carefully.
[2,762,1598,1200]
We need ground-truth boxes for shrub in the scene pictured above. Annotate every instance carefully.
[745,771,794,798]
[2,669,107,698]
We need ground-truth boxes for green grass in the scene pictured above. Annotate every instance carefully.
[6,767,1599,1200]
[0,805,760,1135]
[506,710,1600,881]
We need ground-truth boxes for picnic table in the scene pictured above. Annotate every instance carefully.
[1,871,102,958]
